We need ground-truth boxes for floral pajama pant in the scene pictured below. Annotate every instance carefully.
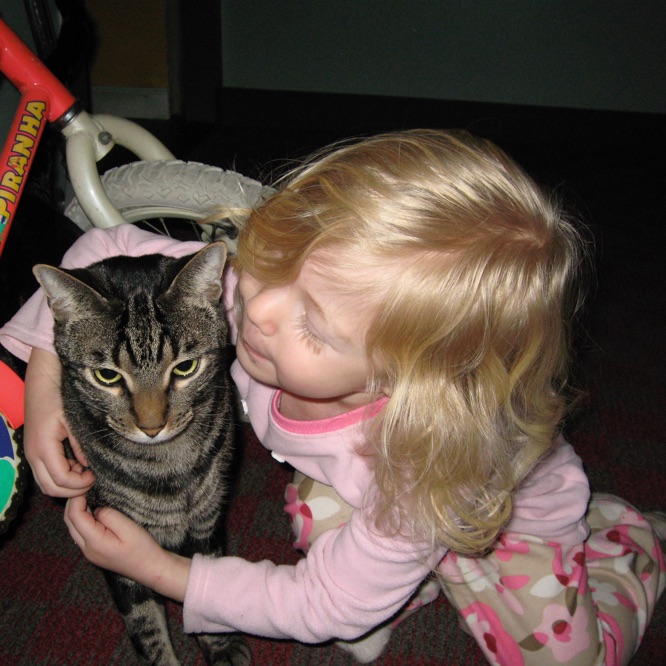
[284,472,665,666]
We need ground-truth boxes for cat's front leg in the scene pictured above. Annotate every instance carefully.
[196,633,252,666]
[104,570,179,666]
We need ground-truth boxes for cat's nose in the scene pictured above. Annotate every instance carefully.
[139,425,165,438]
[134,392,168,438]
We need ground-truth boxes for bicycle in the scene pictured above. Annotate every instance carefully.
[0,16,273,532]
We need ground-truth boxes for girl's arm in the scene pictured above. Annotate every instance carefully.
[24,348,94,496]
[64,496,191,600]
[64,488,442,643]
[184,508,442,643]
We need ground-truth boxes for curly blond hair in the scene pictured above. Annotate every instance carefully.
[236,129,585,554]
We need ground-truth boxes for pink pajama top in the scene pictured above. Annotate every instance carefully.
[0,225,591,643]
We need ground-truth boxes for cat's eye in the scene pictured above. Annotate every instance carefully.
[172,359,199,377]
[93,368,123,385]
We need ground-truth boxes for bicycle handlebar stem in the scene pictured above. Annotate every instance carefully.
[61,111,175,229]
[61,111,129,228]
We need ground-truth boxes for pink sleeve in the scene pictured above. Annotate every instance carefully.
[0,225,205,361]
[505,436,591,544]
[183,508,444,641]
[182,443,588,640]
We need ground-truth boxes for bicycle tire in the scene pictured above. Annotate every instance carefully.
[64,160,275,250]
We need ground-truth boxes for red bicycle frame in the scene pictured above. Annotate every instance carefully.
[0,18,79,255]
[0,17,174,257]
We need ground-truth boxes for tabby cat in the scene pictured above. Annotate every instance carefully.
[33,243,250,666]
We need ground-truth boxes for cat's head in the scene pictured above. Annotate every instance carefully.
[33,242,230,446]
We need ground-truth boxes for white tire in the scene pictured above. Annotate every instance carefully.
[65,160,274,252]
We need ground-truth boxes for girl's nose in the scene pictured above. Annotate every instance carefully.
[244,288,282,336]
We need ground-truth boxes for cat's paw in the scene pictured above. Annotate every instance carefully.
[197,632,251,665]
[336,625,393,663]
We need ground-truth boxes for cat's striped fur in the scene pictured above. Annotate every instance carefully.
[34,243,250,665]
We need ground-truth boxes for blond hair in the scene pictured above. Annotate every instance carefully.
[236,129,585,554]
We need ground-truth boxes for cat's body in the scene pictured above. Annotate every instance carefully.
[34,243,250,666]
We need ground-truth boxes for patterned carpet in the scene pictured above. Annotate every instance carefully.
[1,109,665,664]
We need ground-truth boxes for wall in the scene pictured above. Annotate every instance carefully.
[85,0,169,118]
[220,0,666,114]
[85,0,167,88]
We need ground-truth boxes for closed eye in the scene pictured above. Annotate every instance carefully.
[93,368,123,385]
[172,359,199,377]
[296,314,325,353]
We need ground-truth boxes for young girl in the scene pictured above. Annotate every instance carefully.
[1,130,663,665]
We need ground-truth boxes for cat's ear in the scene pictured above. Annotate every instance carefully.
[166,242,228,305]
[33,264,110,323]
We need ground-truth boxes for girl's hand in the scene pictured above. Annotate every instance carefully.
[24,348,94,497]
[64,496,191,602]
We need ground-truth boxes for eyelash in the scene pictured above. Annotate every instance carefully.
[297,314,325,352]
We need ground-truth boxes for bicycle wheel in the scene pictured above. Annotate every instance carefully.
[64,160,275,252]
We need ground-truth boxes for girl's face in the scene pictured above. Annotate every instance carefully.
[236,259,379,414]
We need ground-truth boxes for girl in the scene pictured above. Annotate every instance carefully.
[1,130,663,665]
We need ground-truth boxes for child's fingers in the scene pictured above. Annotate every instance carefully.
[54,460,95,491]
[32,460,75,496]
[66,431,89,467]
[64,495,91,527]
[93,505,127,529]
[37,454,94,497]
[64,495,93,546]
[65,498,132,541]
[24,424,94,497]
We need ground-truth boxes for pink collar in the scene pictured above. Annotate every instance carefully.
[271,391,388,435]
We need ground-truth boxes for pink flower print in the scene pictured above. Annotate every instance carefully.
[589,577,639,620]
[306,495,349,527]
[461,601,524,666]
[284,479,351,551]
[587,522,665,611]
[284,483,312,551]
[597,609,625,666]
[440,551,527,614]
[530,543,588,603]
[500,575,530,590]
[594,495,646,531]
[440,550,497,589]
[524,603,591,663]
[439,551,465,582]
[550,543,587,586]
[586,526,633,560]
[495,533,531,562]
